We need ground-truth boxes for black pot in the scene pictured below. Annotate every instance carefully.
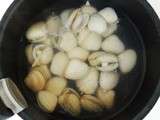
[0,0,160,120]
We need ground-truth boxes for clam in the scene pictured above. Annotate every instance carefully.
[118,49,137,74]
[25,65,51,92]
[50,52,69,77]
[32,44,54,67]
[88,51,119,72]
[59,88,81,116]
[60,9,73,25]
[102,34,125,54]
[78,28,102,51]
[102,23,118,38]
[67,47,89,61]
[99,72,119,91]
[65,59,89,80]
[71,12,90,33]
[46,16,62,36]
[88,14,107,34]
[45,77,67,96]
[97,88,115,108]
[37,90,57,112]
[81,1,97,15]
[80,95,103,112]
[26,21,48,42]
[25,44,34,64]
[58,31,77,52]
[76,67,99,94]
[99,7,118,24]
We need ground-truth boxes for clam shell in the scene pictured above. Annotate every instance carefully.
[81,2,97,15]
[88,14,107,34]
[58,31,77,52]
[88,52,119,72]
[64,59,89,80]
[102,34,125,54]
[26,22,48,42]
[32,44,54,67]
[78,28,102,51]
[25,44,34,64]
[59,88,80,116]
[25,70,46,92]
[99,7,118,24]
[50,52,69,77]
[80,95,103,112]
[37,90,57,112]
[45,77,67,96]
[76,67,99,94]
[46,16,62,36]
[118,49,137,74]
[99,72,119,91]
[97,88,115,108]
[60,9,73,25]
[67,47,89,61]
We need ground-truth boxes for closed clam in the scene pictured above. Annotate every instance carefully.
[67,47,89,61]
[76,67,99,94]
[65,59,89,80]
[80,95,103,112]
[59,88,81,116]
[26,21,48,42]
[32,44,54,67]
[102,23,118,37]
[118,49,137,73]
[25,65,51,92]
[88,51,119,72]
[88,14,107,34]
[81,1,97,15]
[58,31,77,52]
[46,16,62,36]
[97,88,115,108]
[102,34,125,54]
[99,7,118,24]
[78,28,102,51]
[37,90,57,112]
[99,72,119,91]
[50,52,69,77]
[45,77,67,96]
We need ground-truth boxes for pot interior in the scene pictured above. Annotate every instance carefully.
[0,0,160,120]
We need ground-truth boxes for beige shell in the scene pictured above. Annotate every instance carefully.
[67,47,89,61]
[26,22,48,42]
[78,28,102,51]
[25,65,51,92]
[102,34,125,54]
[58,31,77,52]
[88,14,107,34]
[81,1,97,15]
[37,90,57,112]
[102,23,118,38]
[88,51,119,72]
[25,44,34,64]
[32,44,54,67]
[99,7,118,24]
[45,77,67,96]
[58,88,81,116]
[118,49,137,74]
[80,95,103,112]
[60,9,73,25]
[97,88,115,108]
[46,16,62,36]
[50,52,69,77]
[99,72,119,91]
[76,67,99,94]
[64,59,89,80]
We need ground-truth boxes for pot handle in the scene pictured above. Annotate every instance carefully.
[0,78,28,114]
